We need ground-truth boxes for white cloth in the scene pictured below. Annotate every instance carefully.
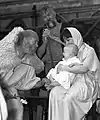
[48,27,100,120]
[0,87,8,120]
[4,63,40,92]
[0,27,24,77]
[47,57,81,89]
[0,27,44,120]
[0,27,43,91]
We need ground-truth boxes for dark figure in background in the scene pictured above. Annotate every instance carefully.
[87,36,100,61]
[37,6,69,74]
[91,36,100,60]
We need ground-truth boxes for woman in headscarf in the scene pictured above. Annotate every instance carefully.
[0,27,44,120]
[47,27,100,120]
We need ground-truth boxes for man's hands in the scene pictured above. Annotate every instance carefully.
[42,77,51,85]
[43,29,50,37]
[46,81,60,91]
[42,77,51,91]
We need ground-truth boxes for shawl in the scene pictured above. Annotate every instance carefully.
[65,27,100,83]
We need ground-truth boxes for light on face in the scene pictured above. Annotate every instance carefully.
[23,37,38,54]
[62,46,73,60]
[29,38,38,46]
[43,12,51,21]
[63,36,73,44]
[63,36,67,42]
[29,38,38,50]
[43,10,56,23]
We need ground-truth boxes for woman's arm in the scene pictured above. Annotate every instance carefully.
[60,64,89,74]
[57,49,94,74]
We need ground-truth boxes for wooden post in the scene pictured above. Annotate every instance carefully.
[32,5,37,27]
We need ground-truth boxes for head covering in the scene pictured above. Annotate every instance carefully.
[65,27,100,105]
[66,27,100,83]
[65,27,83,48]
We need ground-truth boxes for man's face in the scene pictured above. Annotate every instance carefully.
[22,37,38,54]
[43,10,53,22]
[42,9,56,24]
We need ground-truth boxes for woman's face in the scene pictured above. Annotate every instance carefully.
[63,36,74,45]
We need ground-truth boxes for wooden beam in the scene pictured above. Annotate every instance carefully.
[0,12,34,19]
[0,0,41,6]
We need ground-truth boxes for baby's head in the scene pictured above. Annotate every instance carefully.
[63,43,78,60]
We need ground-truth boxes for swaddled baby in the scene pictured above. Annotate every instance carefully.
[46,43,81,89]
